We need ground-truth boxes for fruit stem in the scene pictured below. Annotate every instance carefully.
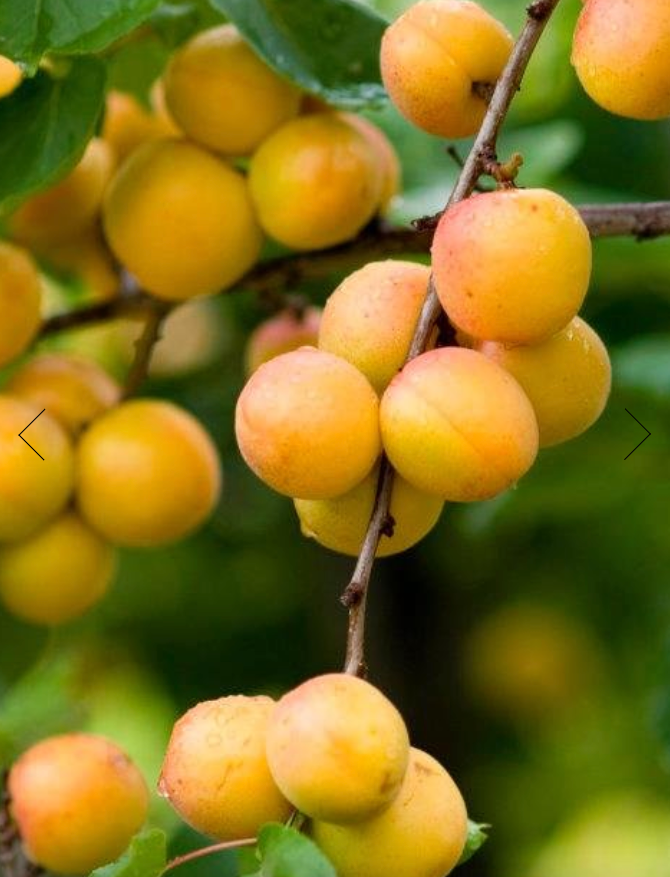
[161,837,257,875]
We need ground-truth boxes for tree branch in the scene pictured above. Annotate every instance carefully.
[121,299,172,399]
[341,0,564,678]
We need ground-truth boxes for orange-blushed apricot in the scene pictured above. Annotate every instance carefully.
[0,55,21,98]
[0,242,42,368]
[341,114,401,214]
[245,307,322,375]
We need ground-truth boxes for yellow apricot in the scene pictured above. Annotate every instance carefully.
[0,512,115,626]
[341,114,401,214]
[235,347,381,500]
[9,138,115,249]
[102,90,179,164]
[245,307,322,375]
[103,138,263,300]
[38,226,119,302]
[249,114,382,250]
[9,733,148,875]
[267,674,409,823]
[432,189,592,344]
[0,397,75,543]
[572,0,670,120]
[159,696,291,841]
[380,0,513,138]
[149,299,227,378]
[0,242,42,368]
[312,748,468,877]
[163,24,300,156]
[76,399,221,547]
[380,348,538,502]
[7,353,121,435]
[319,260,430,394]
[0,55,21,98]
[479,317,611,448]
[295,466,443,557]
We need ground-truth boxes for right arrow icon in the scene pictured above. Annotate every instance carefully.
[624,409,651,460]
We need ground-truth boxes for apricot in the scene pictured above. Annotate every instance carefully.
[341,114,401,214]
[312,748,468,877]
[0,242,42,368]
[0,512,115,626]
[432,189,592,344]
[295,466,443,558]
[235,347,381,500]
[0,55,21,98]
[245,307,322,375]
[9,733,148,875]
[479,317,611,448]
[0,397,75,543]
[103,138,263,300]
[149,299,227,378]
[248,114,382,250]
[380,0,513,139]
[76,399,221,547]
[380,348,538,502]
[572,0,670,121]
[159,696,291,841]
[7,353,121,435]
[266,673,409,823]
[319,260,430,394]
[38,226,119,302]
[163,24,300,156]
[102,89,179,164]
[9,138,115,249]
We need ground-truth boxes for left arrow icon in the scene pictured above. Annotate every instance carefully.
[18,409,46,460]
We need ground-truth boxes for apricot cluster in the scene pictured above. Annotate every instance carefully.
[160,674,468,877]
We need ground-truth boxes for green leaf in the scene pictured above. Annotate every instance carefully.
[209,0,389,109]
[0,0,162,71]
[457,820,490,866]
[254,823,337,877]
[0,57,106,217]
[89,830,167,877]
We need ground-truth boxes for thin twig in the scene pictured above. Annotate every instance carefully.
[121,300,172,399]
[161,838,256,875]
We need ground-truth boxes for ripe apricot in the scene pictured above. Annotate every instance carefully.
[9,139,115,249]
[0,55,21,98]
[103,138,262,300]
[380,348,538,502]
[295,466,443,557]
[479,317,611,447]
[102,90,179,164]
[380,0,513,138]
[432,189,592,344]
[0,242,42,368]
[7,353,121,435]
[319,260,430,394]
[163,24,300,156]
[312,748,468,877]
[0,397,75,542]
[9,733,148,875]
[149,299,226,378]
[76,399,221,547]
[341,114,401,214]
[266,674,409,823]
[235,347,381,500]
[572,0,670,120]
[0,512,115,626]
[245,307,322,375]
[159,696,291,841]
[249,114,382,250]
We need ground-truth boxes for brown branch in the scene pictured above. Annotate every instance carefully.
[121,300,172,399]
[341,0,564,678]
[579,201,670,239]
[161,838,256,875]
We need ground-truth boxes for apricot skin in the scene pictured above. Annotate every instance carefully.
[0,242,42,368]
[159,696,291,841]
[0,512,116,626]
[76,399,221,547]
[8,733,149,875]
[572,0,670,121]
[103,138,263,301]
[0,55,21,98]
[479,317,611,448]
[7,353,121,435]
[341,114,401,214]
[319,260,430,394]
[164,24,300,156]
[432,188,592,344]
[295,466,443,558]
[245,307,322,376]
[380,0,513,138]
[380,348,538,502]
[235,347,381,500]
[266,674,410,823]
[249,114,381,251]
[102,90,179,164]
[0,397,75,543]
[312,748,468,877]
